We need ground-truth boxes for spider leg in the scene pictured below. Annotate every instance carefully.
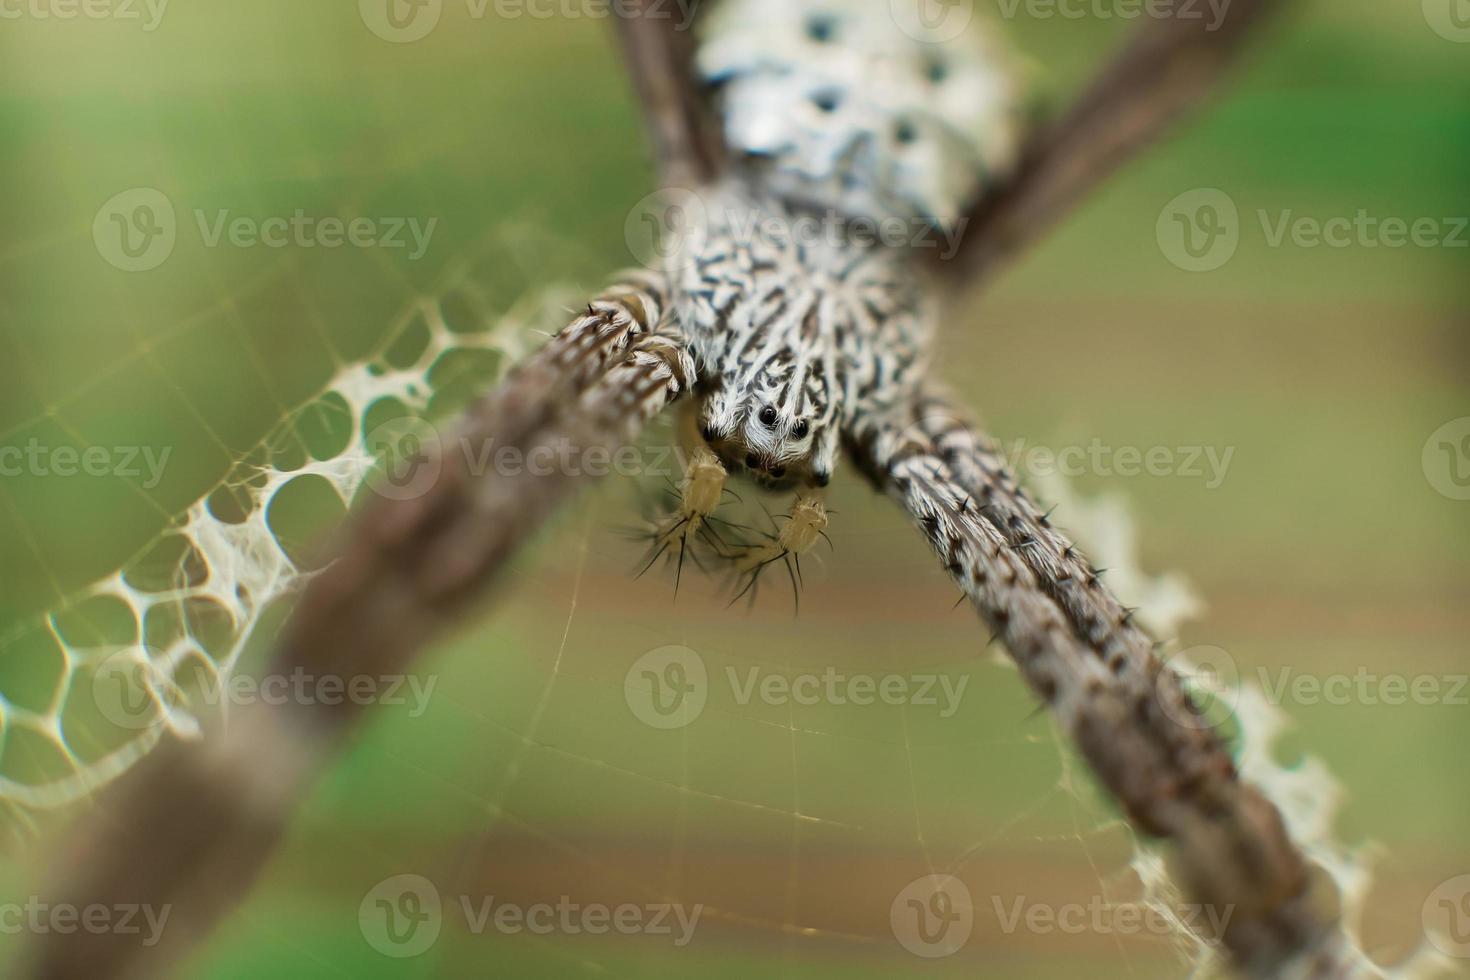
[674,533,688,596]
[722,490,828,612]
[844,388,1324,969]
[638,405,735,589]
[781,553,800,617]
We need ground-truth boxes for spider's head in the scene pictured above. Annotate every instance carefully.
[698,0,1026,233]
[698,373,839,491]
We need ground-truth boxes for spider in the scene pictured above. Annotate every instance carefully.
[25,3,1340,977]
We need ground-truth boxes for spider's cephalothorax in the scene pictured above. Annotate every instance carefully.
[671,181,933,490]
[651,0,1024,581]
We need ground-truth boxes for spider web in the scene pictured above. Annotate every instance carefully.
[0,223,583,813]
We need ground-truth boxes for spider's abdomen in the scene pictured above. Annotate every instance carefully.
[699,0,1026,230]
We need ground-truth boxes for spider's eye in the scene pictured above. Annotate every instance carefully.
[926,58,949,84]
[793,419,810,439]
[806,13,836,43]
[699,423,717,443]
[895,119,919,145]
[759,406,779,427]
[812,91,842,114]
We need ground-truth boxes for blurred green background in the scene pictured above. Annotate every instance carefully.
[0,1,1467,977]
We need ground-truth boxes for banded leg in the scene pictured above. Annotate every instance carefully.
[729,492,830,612]
[469,269,670,443]
[637,400,733,588]
[907,387,1168,676]
[847,397,1353,978]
